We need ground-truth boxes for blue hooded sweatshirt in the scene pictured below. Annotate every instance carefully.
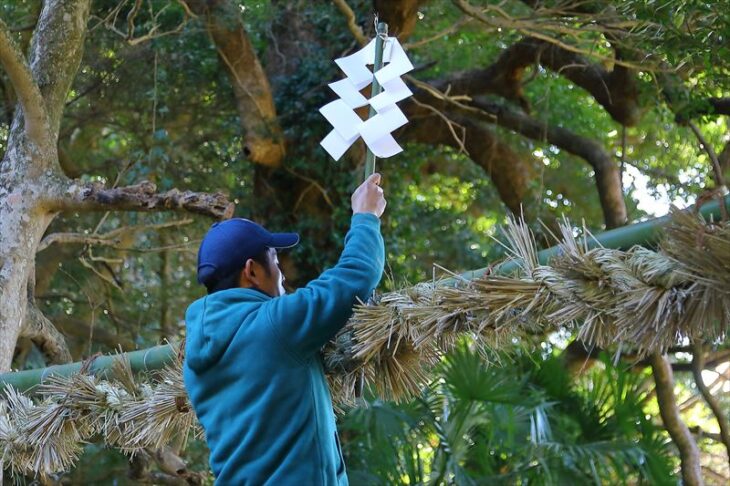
[183,213,384,485]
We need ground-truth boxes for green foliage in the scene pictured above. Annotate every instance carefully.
[383,144,507,286]
[341,346,674,485]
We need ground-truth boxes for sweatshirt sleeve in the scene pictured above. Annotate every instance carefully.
[264,213,385,359]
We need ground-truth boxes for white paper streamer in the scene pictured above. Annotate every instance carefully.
[319,37,414,161]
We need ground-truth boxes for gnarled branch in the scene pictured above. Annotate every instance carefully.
[57,180,235,219]
[431,37,640,126]
[468,97,627,228]
[405,85,627,228]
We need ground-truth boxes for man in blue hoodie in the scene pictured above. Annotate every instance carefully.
[183,173,386,485]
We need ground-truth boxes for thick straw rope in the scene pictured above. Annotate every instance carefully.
[2,209,728,477]
[0,357,195,478]
[326,209,730,403]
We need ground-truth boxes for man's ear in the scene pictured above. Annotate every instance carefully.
[240,258,257,285]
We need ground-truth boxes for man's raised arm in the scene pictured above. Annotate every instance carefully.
[264,173,387,359]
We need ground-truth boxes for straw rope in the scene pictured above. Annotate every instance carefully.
[0,356,196,478]
[2,208,728,477]
[327,208,730,403]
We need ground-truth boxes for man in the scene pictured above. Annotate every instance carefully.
[183,173,386,485]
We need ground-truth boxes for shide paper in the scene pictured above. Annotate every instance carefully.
[319,37,414,161]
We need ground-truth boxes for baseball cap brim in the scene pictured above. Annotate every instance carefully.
[270,232,299,249]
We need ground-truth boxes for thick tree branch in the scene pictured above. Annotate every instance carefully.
[691,341,730,468]
[0,17,49,146]
[650,352,703,486]
[408,87,627,228]
[57,180,235,219]
[20,301,72,365]
[403,69,629,226]
[431,37,640,126]
[468,97,627,228]
[186,0,285,168]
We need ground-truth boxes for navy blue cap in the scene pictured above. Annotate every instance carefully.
[197,218,299,287]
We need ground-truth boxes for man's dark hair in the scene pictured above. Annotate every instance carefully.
[206,247,272,294]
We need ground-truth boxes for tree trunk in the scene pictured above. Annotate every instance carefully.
[0,0,92,371]
[0,1,233,371]
[187,0,285,168]
[0,183,56,370]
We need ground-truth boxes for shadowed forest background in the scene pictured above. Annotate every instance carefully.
[1,0,729,483]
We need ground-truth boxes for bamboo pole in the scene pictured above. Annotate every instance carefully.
[0,344,175,394]
[1,194,728,391]
[461,194,730,280]
[363,22,388,180]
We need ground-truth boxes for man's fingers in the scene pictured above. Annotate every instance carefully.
[367,173,382,186]
[352,172,386,217]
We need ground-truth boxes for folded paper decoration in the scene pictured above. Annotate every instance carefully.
[319,37,414,161]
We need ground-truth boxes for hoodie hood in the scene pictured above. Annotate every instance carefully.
[184,288,271,372]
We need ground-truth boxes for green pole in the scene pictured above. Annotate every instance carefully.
[1,195,728,392]
[0,344,176,394]
[363,22,388,180]
[459,194,730,281]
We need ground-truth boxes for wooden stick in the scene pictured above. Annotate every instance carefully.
[364,22,388,180]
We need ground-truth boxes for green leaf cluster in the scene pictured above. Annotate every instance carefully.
[342,345,674,485]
